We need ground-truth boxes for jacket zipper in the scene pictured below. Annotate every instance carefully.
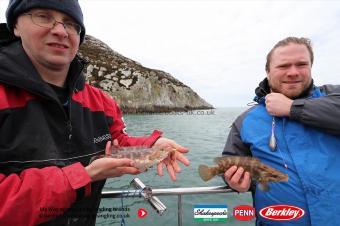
[66,60,84,141]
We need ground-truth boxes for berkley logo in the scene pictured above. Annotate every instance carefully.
[259,205,305,221]
[233,205,255,221]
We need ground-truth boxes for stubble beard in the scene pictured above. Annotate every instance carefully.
[269,79,312,99]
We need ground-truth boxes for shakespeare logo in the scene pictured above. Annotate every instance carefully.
[194,204,228,222]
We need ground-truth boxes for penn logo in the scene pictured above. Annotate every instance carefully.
[259,205,305,221]
[233,205,255,221]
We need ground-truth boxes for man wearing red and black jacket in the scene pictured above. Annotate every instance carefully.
[0,1,189,225]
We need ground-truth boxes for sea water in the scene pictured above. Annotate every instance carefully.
[96,108,254,226]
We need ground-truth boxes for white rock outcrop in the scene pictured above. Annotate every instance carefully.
[79,35,213,113]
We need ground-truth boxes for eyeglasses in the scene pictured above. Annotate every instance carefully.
[23,12,81,35]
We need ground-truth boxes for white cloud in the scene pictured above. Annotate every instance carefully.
[1,0,340,107]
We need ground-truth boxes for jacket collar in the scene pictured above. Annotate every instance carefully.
[0,23,19,46]
[0,40,85,99]
[254,77,314,103]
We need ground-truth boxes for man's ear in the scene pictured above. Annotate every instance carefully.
[266,70,270,80]
[13,25,20,37]
[13,17,21,38]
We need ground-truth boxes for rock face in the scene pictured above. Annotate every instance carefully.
[78,35,213,113]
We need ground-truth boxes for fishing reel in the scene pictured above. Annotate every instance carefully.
[130,178,167,215]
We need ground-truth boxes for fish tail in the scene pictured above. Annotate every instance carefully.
[199,165,214,181]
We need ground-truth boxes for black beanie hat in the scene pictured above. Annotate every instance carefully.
[5,0,86,44]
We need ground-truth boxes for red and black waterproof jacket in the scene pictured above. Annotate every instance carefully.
[0,41,162,226]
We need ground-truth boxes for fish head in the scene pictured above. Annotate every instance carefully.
[260,169,289,183]
[270,172,288,182]
[148,146,175,162]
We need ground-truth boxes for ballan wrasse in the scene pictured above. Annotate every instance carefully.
[90,146,176,172]
[199,156,288,191]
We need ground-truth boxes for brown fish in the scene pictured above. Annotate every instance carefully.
[90,146,176,172]
[198,156,288,191]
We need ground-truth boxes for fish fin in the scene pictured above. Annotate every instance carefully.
[213,156,227,164]
[259,183,270,192]
[198,165,214,181]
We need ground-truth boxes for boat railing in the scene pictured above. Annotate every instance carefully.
[101,178,237,226]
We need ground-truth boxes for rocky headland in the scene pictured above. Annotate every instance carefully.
[78,35,213,113]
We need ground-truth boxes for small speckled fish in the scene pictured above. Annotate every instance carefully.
[90,146,175,172]
[198,156,288,191]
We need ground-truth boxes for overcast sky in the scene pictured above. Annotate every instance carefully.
[1,0,340,107]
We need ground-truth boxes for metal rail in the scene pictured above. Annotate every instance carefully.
[101,185,234,198]
[101,178,236,226]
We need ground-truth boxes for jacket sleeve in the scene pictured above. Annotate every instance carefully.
[222,110,252,157]
[222,110,255,193]
[290,84,340,135]
[0,163,91,226]
[102,94,162,147]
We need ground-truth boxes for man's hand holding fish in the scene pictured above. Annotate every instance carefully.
[153,137,190,181]
[85,141,140,182]
[224,166,251,193]
[86,138,190,182]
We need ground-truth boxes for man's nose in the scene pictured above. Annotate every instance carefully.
[286,65,299,76]
[50,22,68,37]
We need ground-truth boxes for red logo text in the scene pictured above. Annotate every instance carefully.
[233,205,255,221]
[259,205,304,221]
